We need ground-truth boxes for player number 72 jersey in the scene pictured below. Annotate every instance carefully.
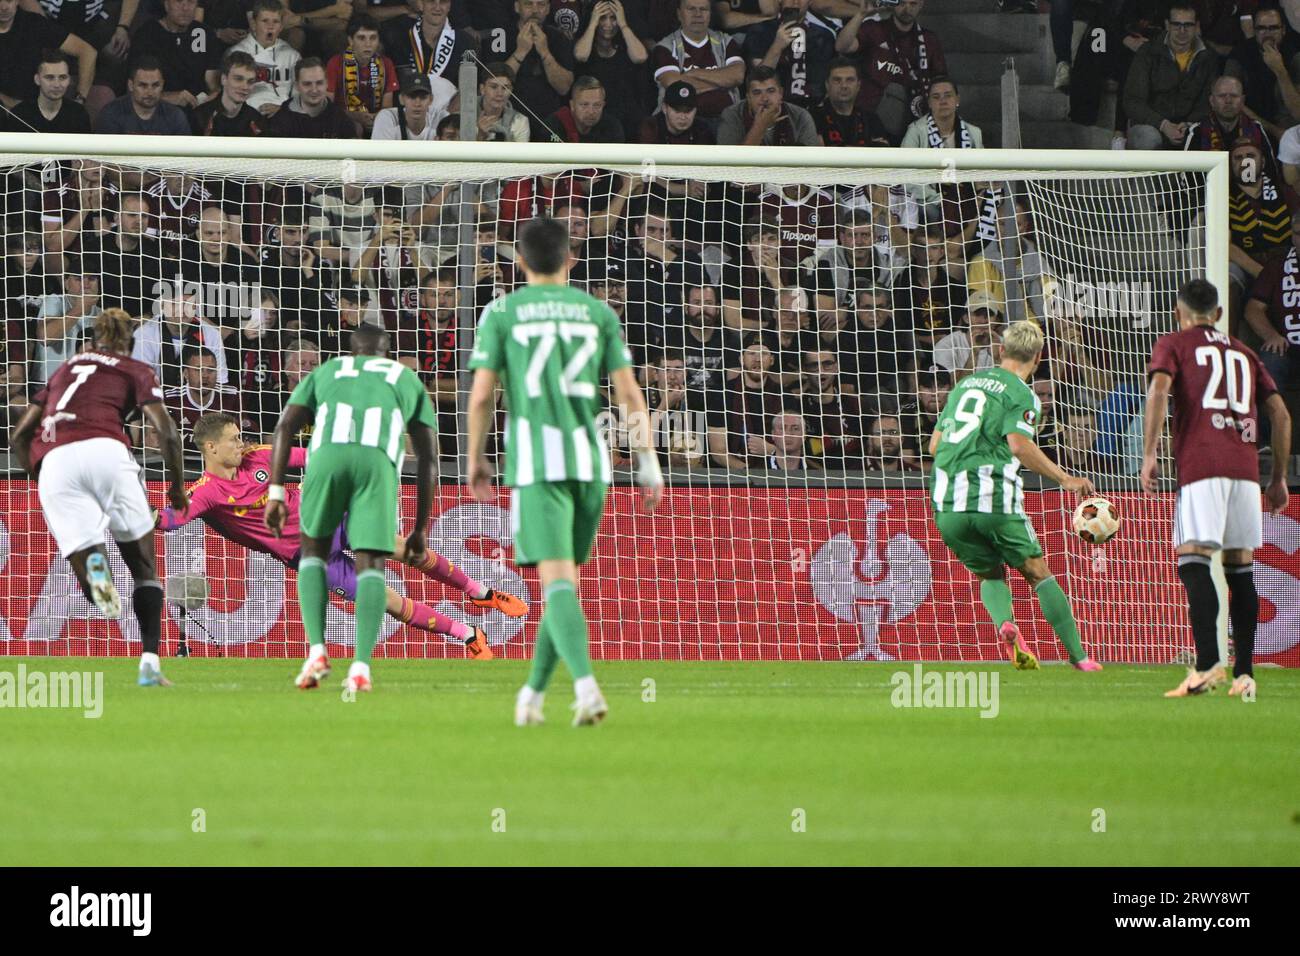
[930,367,1041,516]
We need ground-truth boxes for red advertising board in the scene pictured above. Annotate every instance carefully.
[2,481,1297,666]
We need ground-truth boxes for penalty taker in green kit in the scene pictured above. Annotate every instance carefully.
[928,319,1103,671]
[466,216,664,727]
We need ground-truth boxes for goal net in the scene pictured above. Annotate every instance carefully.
[5,135,1285,667]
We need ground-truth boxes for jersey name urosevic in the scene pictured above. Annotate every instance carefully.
[1148,324,1278,487]
[30,352,164,469]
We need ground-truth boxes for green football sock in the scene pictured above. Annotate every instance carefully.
[979,578,1014,628]
[527,617,560,693]
[298,557,328,648]
[542,581,593,681]
[354,569,387,665]
[1035,576,1086,663]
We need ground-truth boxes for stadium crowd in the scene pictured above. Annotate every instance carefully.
[0,0,1297,475]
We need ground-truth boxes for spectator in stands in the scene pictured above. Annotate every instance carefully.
[248,333,321,435]
[164,346,247,450]
[835,0,945,144]
[3,234,46,325]
[804,206,880,312]
[722,216,788,333]
[726,340,786,467]
[180,206,261,313]
[640,351,710,470]
[811,55,890,147]
[262,205,340,333]
[652,0,745,133]
[637,77,714,143]
[1056,408,1105,476]
[1228,137,1297,319]
[743,0,838,109]
[718,63,820,146]
[32,0,130,78]
[474,61,529,141]
[353,203,420,331]
[94,56,191,133]
[575,1,650,135]
[494,0,576,128]
[762,285,816,388]
[0,326,27,440]
[932,290,1004,383]
[392,0,471,118]
[201,0,252,46]
[132,288,229,389]
[436,111,459,137]
[0,0,95,109]
[314,285,367,355]
[659,282,742,398]
[900,76,981,185]
[40,158,113,261]
[283,0,353,59]
[227,289,282,392]
[396,266,458,455]
[132,0,221,109]
[1185,75,1278,178]
[326,14,398,135]
[904,365,950,459]
[1245,214,1300,388]
[192,51,267,135]
[542,74,624,141]
[264,57,359,136]
[899,223,964,363]
[371,71,441,138]
[1121,3,1217,150]
[764,410,816,471]
[82,194,162,317]
[231,0,303,117]
[863,412,922,472]
[32,258,100,386]
[847,284,908,401]
[1225,6,1300,141]
[312,181,379,261]
[624,203,703,356]
[3,49,90,133]
[799,347,865,466]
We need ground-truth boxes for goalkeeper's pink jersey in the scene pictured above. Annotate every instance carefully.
[158,445,307,565]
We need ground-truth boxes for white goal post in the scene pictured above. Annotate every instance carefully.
[0,133,1238,664]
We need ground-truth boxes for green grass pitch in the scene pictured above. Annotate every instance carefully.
[1,658,1297,866]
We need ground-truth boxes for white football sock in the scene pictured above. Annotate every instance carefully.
[308,643,326,660]
[348,661,371,679]
[517,685,543,708]
[574,675,599,701]
[140,652,160,670]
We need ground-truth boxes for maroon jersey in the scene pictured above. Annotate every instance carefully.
[652,32,745,118]
[164,384,252,448]
[146,177,214,255]
[1148,324,1278,487]
[856,19,946,117]
[30,351,164,468]
[1247,244,1300,346]
[755,186,839,267]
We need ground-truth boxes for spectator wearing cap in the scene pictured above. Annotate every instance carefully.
[264,58,359,137]
[574,0,651,136]
[192,51,267,136]
[1225,6,1300,140]
[326,14,400,136]
[541,74,623,142]
[718,64,821,146]
[932,290,1004,382]
[835,0,947,143]
[811,56,891,148]
[1122,4,1218,150]
[230,0,302,115]
[638,79,715,144]
[475,61,529,141]
[372,72,443,138]
[651,0,745,133]
[1185,75,1279,179]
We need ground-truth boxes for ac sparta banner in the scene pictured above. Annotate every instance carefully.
[1,482,1297,666]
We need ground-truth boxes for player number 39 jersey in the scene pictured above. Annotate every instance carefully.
[930,367,1041,516]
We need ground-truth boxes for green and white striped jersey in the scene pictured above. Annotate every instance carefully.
[468,283,633,487]
[930,367,1041,515]
[287,354,436,470]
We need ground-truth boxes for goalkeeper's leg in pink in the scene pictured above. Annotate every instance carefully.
[386,589,476,642]
[393,537,487,598]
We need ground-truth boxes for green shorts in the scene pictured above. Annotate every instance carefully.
[934,509,1043,577]
[510,481,608,567]
[299,444,398,554]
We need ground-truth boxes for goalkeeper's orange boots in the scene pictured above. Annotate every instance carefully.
[1164,664,1227,698]
[465,627,494,661]
[999,621,1039,671]
[470,588,529,618]
[295,652,331,690]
